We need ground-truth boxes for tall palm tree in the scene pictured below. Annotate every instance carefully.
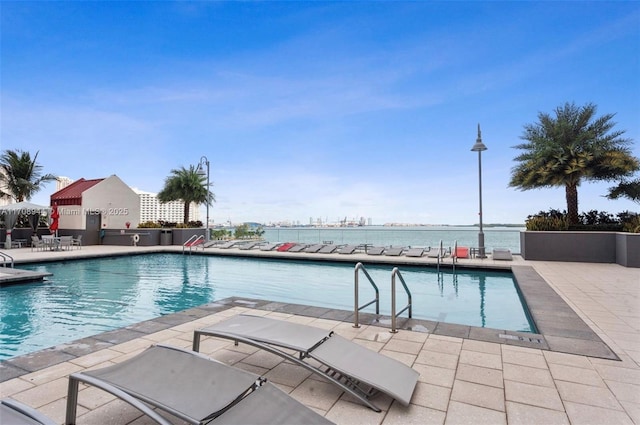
[509,102,639,225]
[0,149,57,202]
[157,165,214,224]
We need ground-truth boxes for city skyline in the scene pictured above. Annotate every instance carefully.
[2,2,639,225]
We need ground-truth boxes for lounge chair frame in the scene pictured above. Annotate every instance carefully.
[1,398,57,425]
[65,344,330,425]
[193,315,419,412]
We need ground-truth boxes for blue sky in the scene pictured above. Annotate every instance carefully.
[2,1,639,225]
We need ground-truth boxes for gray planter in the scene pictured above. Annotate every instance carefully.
[521,231,639,267]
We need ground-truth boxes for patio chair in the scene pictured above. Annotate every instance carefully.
[1,398,57,425]
[384,246,404,256]
[259,242,279,251]
[59,236,73,251]
[193,314,419,412]
[318,244,338,253]
[304,244,324,253]
[238,241,264,250]
[404,247,424,257]
[337,244,358,254]
[71,235,82,249]
[426,246,448,258]
[287,243,308,252]
[366,246,385,255]
[31,235,45,252]
[65,344,332,425]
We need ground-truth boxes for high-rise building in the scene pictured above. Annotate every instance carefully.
[133,188,200,223]
[56,176,74,191]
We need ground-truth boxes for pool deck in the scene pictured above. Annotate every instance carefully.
[1,245,639,424]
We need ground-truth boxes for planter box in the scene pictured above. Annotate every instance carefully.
[521,231,639,267]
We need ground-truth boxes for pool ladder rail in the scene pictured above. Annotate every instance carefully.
[353,262,412,333]
[0,251,14,268]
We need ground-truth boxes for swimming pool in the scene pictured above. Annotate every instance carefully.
[0,254,535,359]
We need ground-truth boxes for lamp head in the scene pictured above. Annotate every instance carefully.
[471,123,488,152]
[196,163,207,177]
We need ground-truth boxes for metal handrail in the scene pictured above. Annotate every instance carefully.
[353,262,379,328]
[0,251,14,268]
[390,267,412,333]
[452,240,458,271]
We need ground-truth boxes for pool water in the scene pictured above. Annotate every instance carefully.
[0,254,535,360]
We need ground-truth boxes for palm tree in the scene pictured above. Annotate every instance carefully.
[157,165,214,224]
[509,102,639,225]
[606,177,640,204]
[0,149,57,202]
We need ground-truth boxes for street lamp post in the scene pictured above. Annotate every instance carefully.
[196,156,210,242]
[471,124,488,258]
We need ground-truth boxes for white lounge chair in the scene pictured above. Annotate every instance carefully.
[193,314,419,412]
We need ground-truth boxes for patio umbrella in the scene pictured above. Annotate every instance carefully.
[50,203,60,237]
[0,201,50,249]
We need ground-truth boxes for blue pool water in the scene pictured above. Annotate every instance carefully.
[0,254,534,360]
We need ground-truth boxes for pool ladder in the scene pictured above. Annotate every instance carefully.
[0,251,14,268]
[353,262,412,333]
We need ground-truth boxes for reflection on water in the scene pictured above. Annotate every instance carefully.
[1,254,533,360]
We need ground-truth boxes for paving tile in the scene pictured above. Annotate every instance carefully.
[74,398,144,425]
[383,402,446,425]
[504,380,564,411]
[542,350,593,369]
[264,361,312,387]
[423,338,462,355]
[444,400,507,425]
[20,361,83,386]
[450,379,505,412]
[564,401,634,425]
[545,335,618,359]
[505,401,570,425]
[548,362,605,387]
[10,377,68,408]
[237,349,284,369]
[380,349,417,367]
[501,347,548,369]
[592,362,640,385]
[605,380,640,404]
[0,377,35,397]
[412,363,456,388]
[455,363,503,388]
[502,363,554,388]
[458,350,502,370]
[555,380,623,410]
[69,348,123,368]
[325,400,384,425]
[415,350,459,370]
[409,382,451,411]
[383,338,423,355]
[290,377,344,411]
[619,400,640,425]
[461,338,502,355]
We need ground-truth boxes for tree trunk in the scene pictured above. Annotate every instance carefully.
[183,202,190,224]
[565,183,579,225]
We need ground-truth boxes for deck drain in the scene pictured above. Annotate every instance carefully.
[498,334,543,344]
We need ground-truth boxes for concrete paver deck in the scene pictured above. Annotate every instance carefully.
[0,245,638,424]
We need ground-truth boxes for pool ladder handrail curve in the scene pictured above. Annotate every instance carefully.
[390,267,412,333]
[353,262,380,328]
[0,251,14,268]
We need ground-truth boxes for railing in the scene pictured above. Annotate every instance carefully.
[452,240,458,271]
[353,262,379,328]
[390,267,412,333]
[0,251,14,268]
[182,235,205,254]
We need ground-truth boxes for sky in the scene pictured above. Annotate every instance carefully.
[1,1,639,226]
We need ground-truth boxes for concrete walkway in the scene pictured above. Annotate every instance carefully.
[0,246,638,424]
